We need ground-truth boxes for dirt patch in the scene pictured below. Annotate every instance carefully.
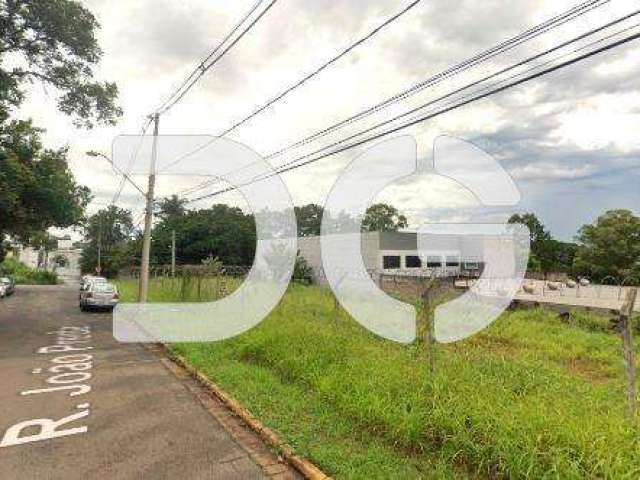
[463,335,522,356]
[563,357,614,384]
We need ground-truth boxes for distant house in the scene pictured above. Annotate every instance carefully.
[297,231,483,284]
[11,235,82,283]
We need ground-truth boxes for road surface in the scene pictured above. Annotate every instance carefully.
[0,285,297,479]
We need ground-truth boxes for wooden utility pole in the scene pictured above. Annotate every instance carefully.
[619,288,638,420]
[619,287,638,419]
[421,276,437,374]
[96,217,102,275]
[171,229,176,277]
[138,113,160,302]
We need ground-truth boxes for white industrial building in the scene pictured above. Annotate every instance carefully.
[297,231,484,284]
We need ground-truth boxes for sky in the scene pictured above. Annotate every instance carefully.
[14,0,640,241]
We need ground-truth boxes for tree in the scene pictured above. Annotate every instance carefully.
[1,1,120,249]
[292,251,313,284]
[0,120,91,241]
[295,203,323,237]
[151,204,256,267]
[362,203,408,232]
[28,230,59,269]
[573,209,640,282]
[80,206,135,277]
[508,212,559,273]
[156,195,187,221]
[1,0,122,127]
[508,212,551,246]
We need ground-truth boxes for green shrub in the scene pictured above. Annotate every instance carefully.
[0,257,58,284]
[292,251,313,285]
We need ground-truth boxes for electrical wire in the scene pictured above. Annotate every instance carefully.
[219,0,425,135]
[154,0,265,115]
[263,0,608,159]
[255,10,640,179]
[185,25,640,202]
[156,0,278,116]
[168,0,608,180]
[112,117,152,205]
[160,0,427,173]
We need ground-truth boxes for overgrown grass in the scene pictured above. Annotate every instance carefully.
[0,257,58,284]
[117,278,640,479]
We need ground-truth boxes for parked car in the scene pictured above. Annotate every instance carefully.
[79,275,108,298]
[79,282,119,312]
[0,276,16,296]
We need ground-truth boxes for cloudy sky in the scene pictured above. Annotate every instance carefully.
[16,0,640,240]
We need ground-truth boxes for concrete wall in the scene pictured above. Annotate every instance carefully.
[16,247,40,269]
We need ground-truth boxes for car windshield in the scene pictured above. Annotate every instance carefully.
[0,277,10,283]
[93,284,115,293]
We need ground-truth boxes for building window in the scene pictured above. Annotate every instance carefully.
[405,255,421,268]
[426,255,442,268]
[445,256,460,267]
[383,255,401,269]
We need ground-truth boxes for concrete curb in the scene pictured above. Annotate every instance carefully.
[157,343,332,480]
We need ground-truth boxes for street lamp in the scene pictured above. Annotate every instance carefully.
[86,151,147,197]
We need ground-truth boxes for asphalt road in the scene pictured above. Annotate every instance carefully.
[0,285,280,479]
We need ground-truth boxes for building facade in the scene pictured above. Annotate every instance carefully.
[297,231,484,284]
[12,236,82,284]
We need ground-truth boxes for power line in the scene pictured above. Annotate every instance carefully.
[263,0,608,159]
[218,0,425,135]
[170,0,608,182]
[112,118,152,205]
[175,177,221,197]
[156,0,278,116]
[186,26,640,203]
[257,10,640,179]
[161,0,427,173]
[154,0,265,115]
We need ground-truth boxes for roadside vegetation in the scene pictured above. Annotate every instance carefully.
[0,258,58,285]
[117,277,640,479]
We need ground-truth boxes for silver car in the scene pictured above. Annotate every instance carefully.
[0,277,15,296]
[79,275,108,299]
[79,282,119,311]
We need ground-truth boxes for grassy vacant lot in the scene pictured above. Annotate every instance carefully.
[117,277,640,479]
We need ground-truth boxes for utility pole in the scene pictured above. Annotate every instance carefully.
[96,216,102,275]
[171,229,176,277]
[97,236,101,275]
[619,288,639,420]
[138,113,160,302]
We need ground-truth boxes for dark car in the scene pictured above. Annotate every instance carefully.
[0,276,16,296]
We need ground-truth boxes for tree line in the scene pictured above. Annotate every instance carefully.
[79,199,408,277]
[508,210,640,282]
[80,197,640,284]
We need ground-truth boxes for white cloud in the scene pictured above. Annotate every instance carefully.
[9,0,640,239]
[511,162,596,180]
